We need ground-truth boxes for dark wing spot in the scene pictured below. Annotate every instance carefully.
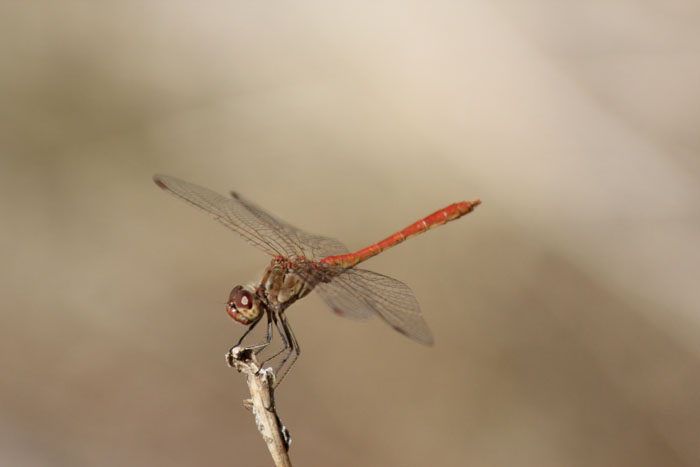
[153,176,168,190]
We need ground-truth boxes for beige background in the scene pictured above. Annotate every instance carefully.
[2,1,700,466]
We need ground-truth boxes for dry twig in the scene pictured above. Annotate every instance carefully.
[227,347,292,467]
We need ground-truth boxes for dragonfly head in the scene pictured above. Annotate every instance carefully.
[226,285,262,325]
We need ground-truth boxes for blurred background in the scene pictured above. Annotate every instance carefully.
[2,1,699,466]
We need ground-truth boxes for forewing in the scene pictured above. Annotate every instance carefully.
[315,269,434,345]
[230,191,349,259]
[154,175,300,257]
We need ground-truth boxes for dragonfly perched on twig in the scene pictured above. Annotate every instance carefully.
[154,175,481,382]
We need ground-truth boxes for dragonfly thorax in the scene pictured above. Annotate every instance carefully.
[262,259,315,309]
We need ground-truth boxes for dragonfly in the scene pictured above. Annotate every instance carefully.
[154,175,481,381]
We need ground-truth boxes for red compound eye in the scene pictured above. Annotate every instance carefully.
[229,286,253,310]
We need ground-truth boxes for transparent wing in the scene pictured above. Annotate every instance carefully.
[313,275,376,321]
[314,268,434,345]
[229,191,349,260]
[154,175,348,259]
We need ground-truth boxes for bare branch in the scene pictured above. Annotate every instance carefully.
[227,347,293,467]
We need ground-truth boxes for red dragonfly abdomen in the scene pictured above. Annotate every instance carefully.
[320,199,481,268]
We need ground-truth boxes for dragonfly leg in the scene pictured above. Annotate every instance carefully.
[250,311,275,355]
[228,310,273,366]
[260,313,290,366]
[234,320,258,347]
[227,319,258,367]
[253,311,300,386]
[272,312,300,387]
